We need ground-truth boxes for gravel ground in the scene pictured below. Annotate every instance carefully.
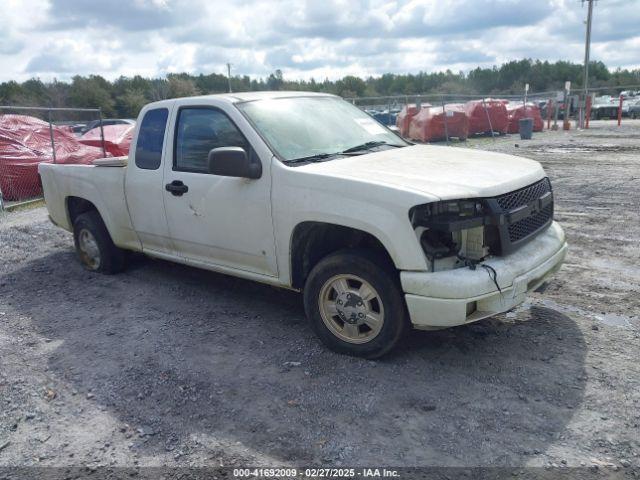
[0,120,638,473]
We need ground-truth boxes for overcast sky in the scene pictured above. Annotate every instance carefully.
[1,0,639,83]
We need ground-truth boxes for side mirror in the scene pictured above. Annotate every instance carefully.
[207,147,262,179]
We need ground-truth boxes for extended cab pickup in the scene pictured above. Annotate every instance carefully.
[39,91,567,357]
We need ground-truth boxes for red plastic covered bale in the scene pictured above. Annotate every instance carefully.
[79,124,134,157]
[464,99,509,135]
[0,114,104,201]
[396,104,423,138]
[506,103,544,134]
[408,105,469,142]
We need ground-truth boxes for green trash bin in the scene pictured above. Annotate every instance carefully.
[519,118,533,140]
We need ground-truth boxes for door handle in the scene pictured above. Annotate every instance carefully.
[165,180,189,196]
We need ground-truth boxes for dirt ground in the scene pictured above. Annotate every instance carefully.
[0,119,638,473]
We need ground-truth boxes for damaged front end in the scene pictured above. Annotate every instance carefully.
[410,177,554,271]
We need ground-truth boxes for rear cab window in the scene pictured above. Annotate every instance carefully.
[135,108,169,170]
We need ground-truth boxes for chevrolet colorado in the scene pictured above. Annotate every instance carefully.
[39,91,567,357]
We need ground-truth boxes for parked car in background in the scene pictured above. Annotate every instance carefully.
[591,96,619,119]
[538,98,575,120]
[80,118,135,134]
[39,91,567,358]
[365,107,402,126]
[590,94,640,119]
[620,90,640,99]
[70,123,88,135]
[628,102,640,119]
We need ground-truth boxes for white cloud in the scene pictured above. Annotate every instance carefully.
[25,38,124,74]
[0,0,638,83]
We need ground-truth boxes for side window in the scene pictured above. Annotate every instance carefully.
[135,108,169,170]
[174,108,249,173]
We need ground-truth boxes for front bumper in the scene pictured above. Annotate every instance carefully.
[401,221,567,328]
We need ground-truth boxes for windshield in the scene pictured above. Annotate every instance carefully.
[237,96,407,162]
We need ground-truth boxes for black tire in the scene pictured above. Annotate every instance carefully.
[73,211,126,274]
[303,249,408,358]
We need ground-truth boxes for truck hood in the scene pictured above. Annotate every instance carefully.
[296,144,546,200]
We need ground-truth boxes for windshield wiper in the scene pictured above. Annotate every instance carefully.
[285,152,342,165]
[341,140,405,154]
[285,140,405,165]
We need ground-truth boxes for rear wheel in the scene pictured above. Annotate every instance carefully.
[303,250,408,358]
[73,211,126,274]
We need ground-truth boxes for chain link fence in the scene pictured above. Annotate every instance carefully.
[347,84,640,143]
[1,85,638,212]
[0,106,106,211]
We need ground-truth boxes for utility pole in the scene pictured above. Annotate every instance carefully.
[581,0,594,128]
[226,63,233,93]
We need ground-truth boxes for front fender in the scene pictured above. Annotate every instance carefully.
[272,162,433,285]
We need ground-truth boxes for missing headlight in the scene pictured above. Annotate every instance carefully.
[419,229,458,260]
[410,200,491,268]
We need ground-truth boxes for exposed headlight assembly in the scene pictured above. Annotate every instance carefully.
[409,199,489,264]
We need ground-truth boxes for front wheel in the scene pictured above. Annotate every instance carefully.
[303,250,408,358]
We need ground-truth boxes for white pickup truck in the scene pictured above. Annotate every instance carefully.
[39,91,567,358]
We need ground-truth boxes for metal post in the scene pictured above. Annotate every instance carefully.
[481,98,495,140]
[441,95,450,145]
[226,63,233,93]
[617,94,623,126]
[581,0,594,128]
[47,109,57,164]
[98,107,107,158]
[563,83,571,130]
[0,107,2,211]
[546,99,553,130]
[0,106,112,113]
[0,106,3,208]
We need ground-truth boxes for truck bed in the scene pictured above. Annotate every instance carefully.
[38,160,140,250]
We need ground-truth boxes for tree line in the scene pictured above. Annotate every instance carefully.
[0,59,638,119]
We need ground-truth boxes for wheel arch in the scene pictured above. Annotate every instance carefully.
[289,221,397,290]
[66,196,101,227]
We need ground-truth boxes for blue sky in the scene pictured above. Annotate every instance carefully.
[1,0,639,82]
